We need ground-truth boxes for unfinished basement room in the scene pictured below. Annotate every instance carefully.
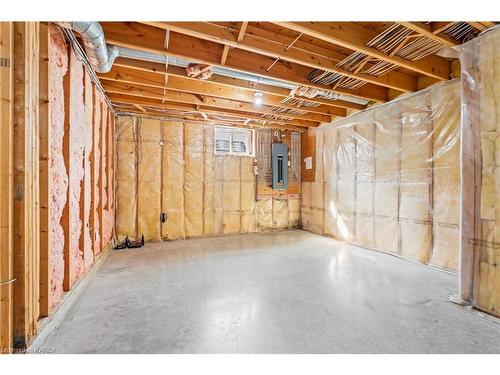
[1,2,500,367]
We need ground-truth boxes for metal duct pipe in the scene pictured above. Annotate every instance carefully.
[56,21,118,73]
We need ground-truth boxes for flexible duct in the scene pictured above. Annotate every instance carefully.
[56,21,118,73]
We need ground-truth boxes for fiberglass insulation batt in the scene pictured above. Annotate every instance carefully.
[115,117,298,241]
[302,79,461,271]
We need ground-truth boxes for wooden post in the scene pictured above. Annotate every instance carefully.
[460,43,481,304]
[0,21,14,354]
[89,87,97,259]
[12,21,40,348]
[107,110,113,211]
[99,100,106,252]
[62,43,73,292]
[84,70,94,270]
[38,22,50,318]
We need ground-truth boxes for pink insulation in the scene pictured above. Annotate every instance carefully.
[69,47,86,285]
[47,25,116,312]
[48,25,68,309]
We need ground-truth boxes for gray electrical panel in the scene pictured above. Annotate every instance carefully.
[272,143,288,190]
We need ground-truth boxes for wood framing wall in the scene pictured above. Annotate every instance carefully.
[0,22,116,352]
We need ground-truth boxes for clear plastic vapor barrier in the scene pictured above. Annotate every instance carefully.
[460,26,500,316]
[302,79,461,271]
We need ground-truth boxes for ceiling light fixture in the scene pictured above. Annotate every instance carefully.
[254,91,263,105]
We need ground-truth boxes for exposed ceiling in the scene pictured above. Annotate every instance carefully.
[88,21,497,130]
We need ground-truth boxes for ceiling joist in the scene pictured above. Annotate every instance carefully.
[109,93,315,128]
[144,22,417,93]
[272,22,451,81]
[98,64,346,119]
[113,56,364,112]
[100,22,388,103]
[102,80,327,124]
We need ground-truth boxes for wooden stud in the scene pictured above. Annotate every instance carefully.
[12,21,41,348]
[0,21,14,354]
[61,43,72,292]
[38,22,50,317]
[99,99,106,253]
[92,88,100,257]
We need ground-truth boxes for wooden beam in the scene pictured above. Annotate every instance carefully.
[430,22,455,35]
[0,21,14,354]
[83,68,93,272]
[61,44,72,292]
[101,22,387,102]
[273,22,451,81]
[99,65,344,119]
[107,110,113,212]
[466,22,496,31]
[101,79,332,123]
[399,22,458,47]
[220,45,230,65]
[113,57,361,112]
[88,78,96,267]
[114,105,305,132]
[38,22,50,318]
[109,93,317,128]
[99,101,106,253]
[237,21,248,42]
[92,88,100,258]
[146,22,416,93]
[133,103,147,112]
[12,22,40,348]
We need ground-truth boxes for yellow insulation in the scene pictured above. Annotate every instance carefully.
[115,116,137,241]
[137,118,162,241]
[162,121,184,240]
[116,117,293,243]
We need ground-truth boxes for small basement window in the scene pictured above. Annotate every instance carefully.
[214,126,255,157]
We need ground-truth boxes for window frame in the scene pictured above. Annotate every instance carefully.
[213,126,255,157]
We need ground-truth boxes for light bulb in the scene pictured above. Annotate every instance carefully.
[254,91,263,105]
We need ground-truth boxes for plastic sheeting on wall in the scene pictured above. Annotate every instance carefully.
[461,26,500,316]
[302,79,461,271]
[115,116,298,242]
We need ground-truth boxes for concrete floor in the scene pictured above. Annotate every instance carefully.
[34,230,500,353]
